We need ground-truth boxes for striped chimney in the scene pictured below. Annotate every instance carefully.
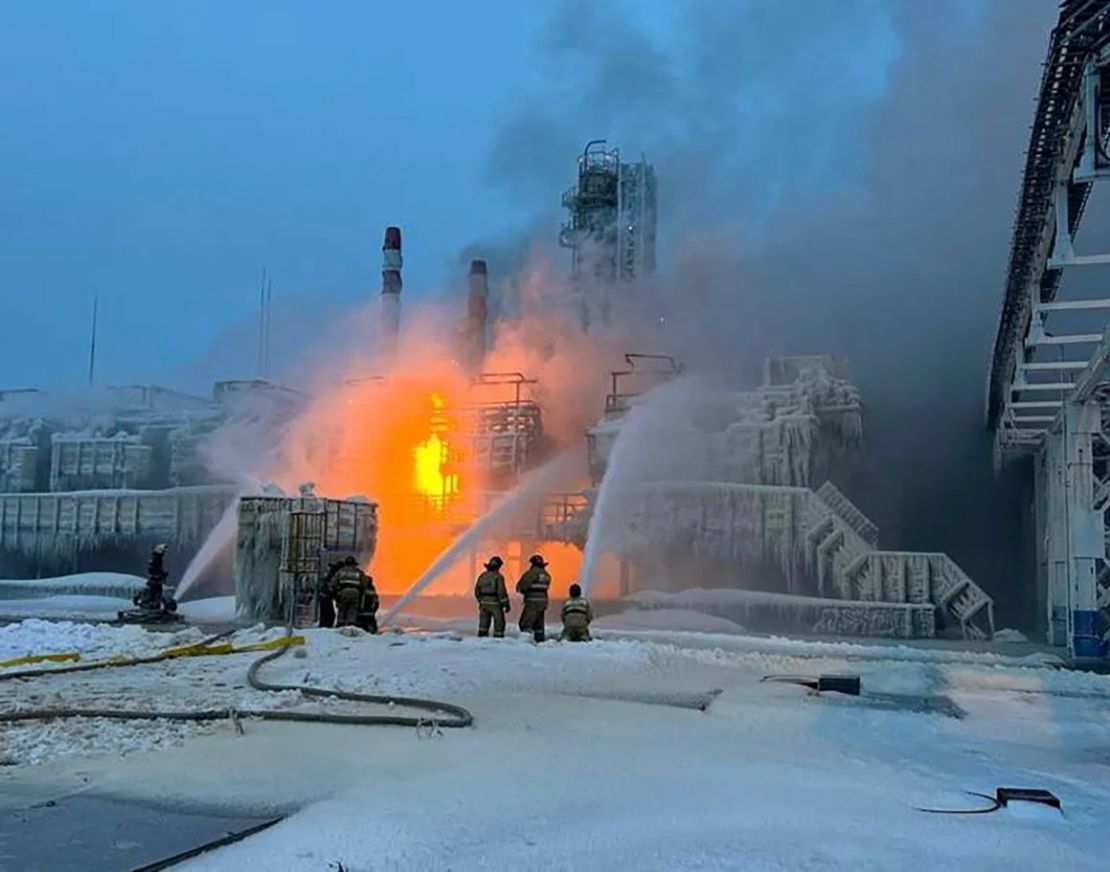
[380,226,403,357]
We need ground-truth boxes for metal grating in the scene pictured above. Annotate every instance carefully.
[987,0,1110,433]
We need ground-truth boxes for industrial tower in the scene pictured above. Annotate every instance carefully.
[559,139,657,329]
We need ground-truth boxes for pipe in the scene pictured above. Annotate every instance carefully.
[465,259,489,373]
[380,225,403,359]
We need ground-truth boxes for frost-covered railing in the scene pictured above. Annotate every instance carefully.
[926,554,995,641]
[815,482,878,547]
[846,552,932,604]
[803,494,874,599]
[540,491,591,542]
[0,485,235,558]
[617,481,812,593]
[802,484,995,640]
[837,551,995,641]
[559,473,995,640]
[630,587,935,639]
[630,481,994,640]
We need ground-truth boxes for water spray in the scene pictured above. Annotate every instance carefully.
[176,498,241,601]
[580,377,695,595]
[382,452,579,624]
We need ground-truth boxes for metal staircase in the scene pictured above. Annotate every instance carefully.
[537,479,995,640]
[814,482,878,546]
[806,486,995,640]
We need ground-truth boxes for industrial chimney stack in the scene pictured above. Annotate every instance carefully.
[465,259,489,373]
[380,226,403,358]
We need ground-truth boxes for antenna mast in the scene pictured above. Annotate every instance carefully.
[87,295,98,387]
[264,274,273,378]
[257,266,267,377]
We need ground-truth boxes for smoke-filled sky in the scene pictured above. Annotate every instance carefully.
[0,0,1069,613]
[0,0,1053,389]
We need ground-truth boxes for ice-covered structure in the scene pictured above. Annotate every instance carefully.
[557,355,995,640]
[234,488,378,626]
[559,139,656,329]
[587,354,862,489]
[0,381,306,579]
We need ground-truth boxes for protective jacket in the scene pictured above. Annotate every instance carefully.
[515,566,551,603]
[147,552,168,583]
[332,565,366,596]
[474,570,509,609]
[560,595,593,628]
[360,577,380,615]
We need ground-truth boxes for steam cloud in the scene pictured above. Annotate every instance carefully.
[468,0,1058,622]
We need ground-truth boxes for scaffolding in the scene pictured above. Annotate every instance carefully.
[604,353,683,415]
[559,140,657,328]
[465,372,544,490]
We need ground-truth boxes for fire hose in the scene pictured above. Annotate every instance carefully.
[0,626,473,730]
[914,792,1003,815]
[0,629,240,680]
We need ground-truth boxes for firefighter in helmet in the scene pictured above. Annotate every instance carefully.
[474,555,510,638]
[516,554,552,642]
[330,556,368,628]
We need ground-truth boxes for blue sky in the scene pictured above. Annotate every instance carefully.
[0,1,938,392]
[0,0,565,388]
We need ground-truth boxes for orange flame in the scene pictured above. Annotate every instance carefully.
[266,268,646,598]
[413,392,459,510]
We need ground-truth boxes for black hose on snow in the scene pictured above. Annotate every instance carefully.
[0,627,473,730]
[914,792,1003,815]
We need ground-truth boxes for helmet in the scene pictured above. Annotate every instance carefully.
[528,554,547,567]
[344,555,357,566]
[486,555,503,570]
[153,543,167,554]
[569,583,582,598]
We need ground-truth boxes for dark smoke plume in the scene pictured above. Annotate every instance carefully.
[474,0,1057,624]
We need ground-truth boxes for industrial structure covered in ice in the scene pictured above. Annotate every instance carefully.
[234,487,378,625]
[0,381,307,580]
[0,139,997,644]
[549,353,996,640]
[560,139,656,329]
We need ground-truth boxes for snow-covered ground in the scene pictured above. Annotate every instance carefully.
[595,606,747,634]
[0,571,145,600]
[0,578,237,624]
[0,594,133,620]
[0,618,1107,870]
[178,595,237,623]
[0,572,146,621]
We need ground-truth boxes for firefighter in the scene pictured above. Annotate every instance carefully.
[319,560,341,628]
[137,543,169,610]
[516,554,552,642]
[357,572,380,634]
[474,556,510,638]
[331,556,366,628]
[561,583,593,642]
